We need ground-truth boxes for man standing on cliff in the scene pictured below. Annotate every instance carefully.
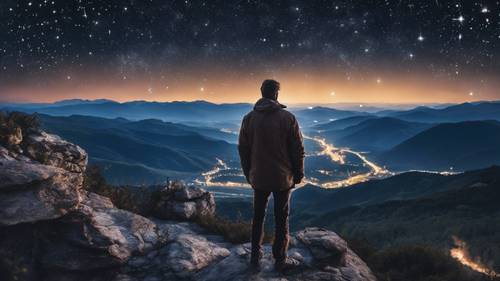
[238,79,305,272]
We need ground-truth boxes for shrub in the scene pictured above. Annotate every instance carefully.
[0,111,40,132]
[196,215,273,244]
[83,165,110,194]
[83,165,159,215]
[0,112,40,147]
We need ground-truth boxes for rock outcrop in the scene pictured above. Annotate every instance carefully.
[153,182,216,220]
[120,223,376,281]
[0,125,376,281]
[85,176,216,221]
[0,129,86,226]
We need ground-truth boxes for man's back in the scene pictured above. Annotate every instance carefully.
[238,97,304,191]
[238,79,305,271]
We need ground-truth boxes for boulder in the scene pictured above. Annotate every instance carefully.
[295,227,348,266]
[153,182,216,220]
[166,233,231,277]
[87,181,216,221]
[0,159,82,226]
[0,129,87,226]
[23,131,88,173]
[40,192,169,272]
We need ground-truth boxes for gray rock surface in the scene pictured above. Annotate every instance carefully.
[41,192,169,272]
[120,223,376,281]
[0,159,83,225]
[0,129,87,226]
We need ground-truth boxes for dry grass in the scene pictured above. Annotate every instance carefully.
[196,215,273,244]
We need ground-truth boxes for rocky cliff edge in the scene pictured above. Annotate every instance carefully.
[0,124,376,281]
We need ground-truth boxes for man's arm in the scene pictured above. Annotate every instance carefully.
[238,116,251,183]
[289,116,305,184]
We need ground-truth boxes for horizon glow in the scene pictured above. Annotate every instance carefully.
[1,68,499,105]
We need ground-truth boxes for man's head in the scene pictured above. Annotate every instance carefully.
[260,79,280,100]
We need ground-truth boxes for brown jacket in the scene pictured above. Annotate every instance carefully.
[238,98,305,191]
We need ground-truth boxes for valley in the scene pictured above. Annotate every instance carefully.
[191,134,391,197]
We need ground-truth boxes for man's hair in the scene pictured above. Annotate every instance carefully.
[260,79,280,99]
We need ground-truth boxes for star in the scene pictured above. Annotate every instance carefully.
[453,15,465,23]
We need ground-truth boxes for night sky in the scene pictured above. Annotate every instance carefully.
[1,0,499,103]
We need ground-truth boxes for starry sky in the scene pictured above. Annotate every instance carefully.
[1,0,499,104]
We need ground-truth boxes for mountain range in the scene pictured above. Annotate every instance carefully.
[312,117,433,151]
[3,99,500,125]
[292,106,370,125]
[4,99,500,174]
[383,101,500,123]
[2,99,252,124]
[380,120,500,171]
[39,114,238,185]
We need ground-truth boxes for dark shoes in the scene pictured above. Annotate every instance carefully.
[250,253,262,272]
[250,255,302,274]
[249,260,262,272]
[274,257,302,273]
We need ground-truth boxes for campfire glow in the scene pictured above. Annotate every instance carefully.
[450,236,499,278]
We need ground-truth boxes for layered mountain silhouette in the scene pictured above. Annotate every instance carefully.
[313,115,376,131]
[383,101,500,123]
[3,99,500,178]
[313,117,432,151]
[292,106,370,125]
[39,114,237,185]
[292,166,500,216]
[3,99,500,124]
[2,100,252,123]
[380,120,500,171]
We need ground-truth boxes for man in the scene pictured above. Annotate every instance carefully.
[238,79,305,272]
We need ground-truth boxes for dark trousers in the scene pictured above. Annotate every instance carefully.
[251,188,292,264]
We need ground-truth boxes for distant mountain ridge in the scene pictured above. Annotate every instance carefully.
[39,114,238,185]
[3,99,500,124]
[318,117,432,151]
[292,106,371,125]
[1,99,253,123]
[386,101,500,123]
[292,166,500,217]
[312,116,376,131]
[380,120,500,171]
